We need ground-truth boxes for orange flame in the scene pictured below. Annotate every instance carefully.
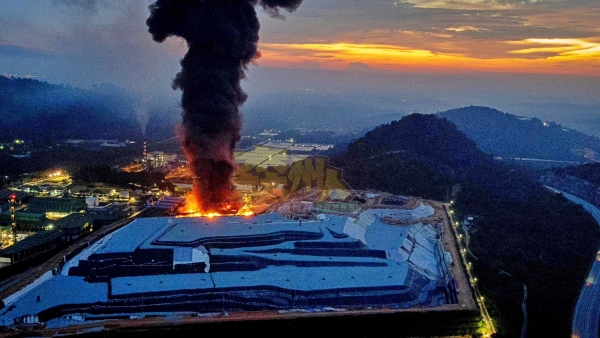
[177,191,254,218]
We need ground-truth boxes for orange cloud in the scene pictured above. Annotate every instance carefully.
[257,42,600,76]
[509,38,600,58]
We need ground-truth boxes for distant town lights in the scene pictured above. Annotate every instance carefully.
[49,171,62,177]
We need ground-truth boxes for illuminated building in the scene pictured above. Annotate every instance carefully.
[27,197,86,220]
[146,151,177,171]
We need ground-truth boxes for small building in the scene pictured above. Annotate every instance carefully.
[146,151,177,170]
[0,230,63,265]
[85,197,99,207]
[0,211,47,231]
[53,213,96,242]
[87,203,131,225]
[0,190,33,204]
[27,197,86,219]
[235,184,253,192]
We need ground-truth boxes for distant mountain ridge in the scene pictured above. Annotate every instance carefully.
[437,106,600,162]
[0,76,176,142]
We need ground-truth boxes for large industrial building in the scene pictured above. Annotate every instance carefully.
[0,199,475,332]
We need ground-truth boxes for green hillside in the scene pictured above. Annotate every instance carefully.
[334,113,600,337]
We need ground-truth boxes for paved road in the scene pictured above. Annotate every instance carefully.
[573,262,600,338]
[545,187,600,338]
[444,204,495,335]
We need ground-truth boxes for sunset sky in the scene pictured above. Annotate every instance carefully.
[1,0,599,80]
[0,0,599,133]
[256,0,600,76]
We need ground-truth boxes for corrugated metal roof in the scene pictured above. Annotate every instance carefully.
[289,146,315,152]
[54,213,95,230]
[0,190,32,202]
[154,196,185,210]
[0,230,62,256]
[28,197,86,213]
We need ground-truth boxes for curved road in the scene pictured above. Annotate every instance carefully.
[546,187,600,338]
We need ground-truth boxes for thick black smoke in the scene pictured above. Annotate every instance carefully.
[147,0,302,212]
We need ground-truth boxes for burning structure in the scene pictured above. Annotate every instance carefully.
[147,0,303,214]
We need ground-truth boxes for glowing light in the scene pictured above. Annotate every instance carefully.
[178,192,254,219]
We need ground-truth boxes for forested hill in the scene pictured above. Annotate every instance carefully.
[551,162,600,186]
[335,113,537,201]
[333,114,600,337]
[437,106,600,162]
[0,76,175,142]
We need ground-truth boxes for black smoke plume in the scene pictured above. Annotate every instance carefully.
[147,0,303,212]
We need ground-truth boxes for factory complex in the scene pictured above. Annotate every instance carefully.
[0,195,476,334]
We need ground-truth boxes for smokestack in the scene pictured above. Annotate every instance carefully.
[147,0,303,212]
[143,140,147,171]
